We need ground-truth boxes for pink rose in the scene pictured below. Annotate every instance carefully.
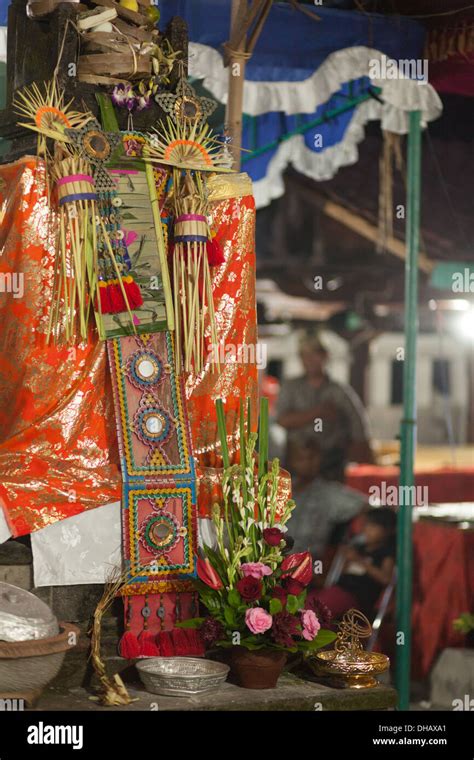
[245,607,273,635]
[240,562,272,579]
[301,609,321,641]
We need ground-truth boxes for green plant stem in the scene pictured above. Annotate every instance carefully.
[258,397,269,481]
[216,398,230,468]
[239,399,248,504]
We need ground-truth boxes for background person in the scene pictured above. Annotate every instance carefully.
[287,437,367,561]
[276,330,374,481]
[307,507,396,620]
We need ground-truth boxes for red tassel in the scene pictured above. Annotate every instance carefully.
[206,238,225,266]
[124,280,143,310]
[138,631,160,657]
[170,628,190,657]
[108,283,126,313]
[157,631,175,657]
[119,631,140,659]
[182,628,205,656]
[98,285,112,314]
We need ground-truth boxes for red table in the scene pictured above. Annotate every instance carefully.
[346,465,474,677]
[346,465,474,504]
[410,520,474,679]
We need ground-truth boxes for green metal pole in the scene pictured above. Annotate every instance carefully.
[396,110,422,711]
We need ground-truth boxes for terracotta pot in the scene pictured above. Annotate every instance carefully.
[0,623,80,706]
[229,647,286,689]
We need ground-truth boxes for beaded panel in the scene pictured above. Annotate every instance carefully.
[107,332,194,479]
[124,482,197,582]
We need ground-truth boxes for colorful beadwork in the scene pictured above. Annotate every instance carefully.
[125,483,196,582]
[108,332,194,478]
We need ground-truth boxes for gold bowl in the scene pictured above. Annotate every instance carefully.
[308,650,390,689]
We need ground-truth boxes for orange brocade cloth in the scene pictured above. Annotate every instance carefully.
[0,158,257,537]
[0,157,122,536]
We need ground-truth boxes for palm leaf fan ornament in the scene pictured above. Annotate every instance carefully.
[14,81,143,342]
[144,80,231,374]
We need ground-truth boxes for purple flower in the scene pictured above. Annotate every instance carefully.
[135,93,152,112]
[112,83,135,109]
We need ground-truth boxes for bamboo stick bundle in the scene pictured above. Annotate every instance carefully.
[49,153,100,342]
[170,169,220,374]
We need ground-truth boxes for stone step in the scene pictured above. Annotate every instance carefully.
[0,539,32,566]
[430,648,474,708]
[0,540,33,590]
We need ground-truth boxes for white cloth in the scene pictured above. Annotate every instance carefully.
[31,502,122,587]
[189,42,442,122]
[30,503,215,587]
[0,507,11,544]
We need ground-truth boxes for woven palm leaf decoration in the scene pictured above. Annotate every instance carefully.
[13,82,144,342]
[143,75,232,374]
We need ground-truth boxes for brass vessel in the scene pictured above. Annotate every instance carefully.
[309,609,390,689]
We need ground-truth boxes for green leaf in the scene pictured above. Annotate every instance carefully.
[296,590,307,608]
[286,594,299,614]
[227,588,241,609]
[224,605,237,627]
[313,629,337,648]
[239,638,267,651]
[269,597,283,615]
[96,92,120,133]
[301,629,338,652]
[174,618,205,629]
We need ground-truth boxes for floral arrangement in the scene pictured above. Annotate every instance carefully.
[181,399,336,656]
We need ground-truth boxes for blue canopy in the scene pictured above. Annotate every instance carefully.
[159,0,441,206]
[0,0,441,203]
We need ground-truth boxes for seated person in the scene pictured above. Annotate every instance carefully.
[307,507,396,620]
[287,437,367,560]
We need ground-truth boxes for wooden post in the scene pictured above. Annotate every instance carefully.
[225,0,249,170]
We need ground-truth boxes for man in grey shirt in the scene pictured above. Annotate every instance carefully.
[277,331,373,481]
[287,437,367,560]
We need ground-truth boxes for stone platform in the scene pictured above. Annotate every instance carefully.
[31,674,397,712]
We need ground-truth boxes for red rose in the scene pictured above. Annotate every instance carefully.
[236,576,263,602]
[263,527,284,547]
[283,578,305,596]
[281,551,313,586]
[271,586,288,606]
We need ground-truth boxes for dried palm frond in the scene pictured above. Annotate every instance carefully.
[13,80,93,148]
[89,571,137,707]
[144,116,230,172]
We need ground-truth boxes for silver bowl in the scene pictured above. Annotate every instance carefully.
[136,657,230,697]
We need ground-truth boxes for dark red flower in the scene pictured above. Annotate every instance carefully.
[200,617,225,646]
[306,597,333,628]
[270,611,300,647]
[281,551,313,586]
[283,578,305,596]
[263,527,284,547]
[271,586,288,606]
[236,576,263,602]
